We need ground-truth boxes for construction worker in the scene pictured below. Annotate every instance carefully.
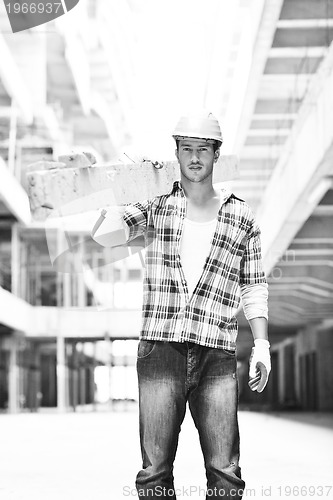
[92,111,270,500]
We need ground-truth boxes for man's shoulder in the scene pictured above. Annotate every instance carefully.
[225,193,256,223]
[226,192,249,212]
[227,193,253,211]
[229,193,246,203]
[152,181,182,207]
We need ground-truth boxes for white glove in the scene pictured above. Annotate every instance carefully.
[248,339,271,393]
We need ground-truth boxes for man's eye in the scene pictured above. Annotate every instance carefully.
[199,148,208,152]
[182,147,191,152]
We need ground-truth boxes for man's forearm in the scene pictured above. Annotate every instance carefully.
[248,317,268,341]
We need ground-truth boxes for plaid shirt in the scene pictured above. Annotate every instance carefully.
[123,181,267,350]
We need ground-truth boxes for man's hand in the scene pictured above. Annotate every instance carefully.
[142,157,164,169]
[248,339,271,393]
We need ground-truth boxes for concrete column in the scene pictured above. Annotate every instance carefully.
[8,336,19,413]
[21,240,27,301]
[35,253,42,306]
[27,344,39,412]
[77,235,85,308]
[56,334,66,412]
[65,343,70,408]
[92,342,97,410]
[11,223,20,296]
[79,343,86,406]
[8,99,17,175]
[317,327,333,411]
[105,334,113,408]
[63,269,71,308]
[56,229,63,307]
[278,344,285,405]
[71,342,78,412]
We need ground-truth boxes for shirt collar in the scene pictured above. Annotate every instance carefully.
[171,180,232,206]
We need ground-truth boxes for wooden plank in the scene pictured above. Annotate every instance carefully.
[26,154,239,221]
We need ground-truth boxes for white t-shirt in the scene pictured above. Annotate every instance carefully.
[179,217,217,298]
[178,201,268,320]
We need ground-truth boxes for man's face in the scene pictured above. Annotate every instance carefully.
[175,138,220,184]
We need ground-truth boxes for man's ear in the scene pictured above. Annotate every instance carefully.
[175,148,179,162]
[214,148,220,163]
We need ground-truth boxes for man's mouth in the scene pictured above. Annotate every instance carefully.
[189,166,202,170]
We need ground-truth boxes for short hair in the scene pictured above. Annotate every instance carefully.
[175,139,220,153]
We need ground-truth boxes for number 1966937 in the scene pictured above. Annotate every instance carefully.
[6,3,62,14]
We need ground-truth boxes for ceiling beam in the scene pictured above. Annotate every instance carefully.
[247,128,290,136]
[278,260,333,267]
[277,19,333,29]
[268,276,333,290]
[258,74,311,99]
[258,42,333,273]
[269,289,333,303]
[252,112,297,120]
[241,145,284,158]
[238,169,273,177]
[312,205,333,216]
[232,0,285,153]
[293,237,333,244]
[269,46,328,57]
[286,249,333,256]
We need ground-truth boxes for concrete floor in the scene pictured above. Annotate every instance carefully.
[0,407,332,500]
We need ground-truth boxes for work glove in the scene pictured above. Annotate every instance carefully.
[248,339,271,393]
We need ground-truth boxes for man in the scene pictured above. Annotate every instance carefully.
[92,111,270,500]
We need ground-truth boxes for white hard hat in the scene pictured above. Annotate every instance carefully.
[172,110,223,146]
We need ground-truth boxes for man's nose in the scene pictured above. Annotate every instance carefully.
[190,151,200,163]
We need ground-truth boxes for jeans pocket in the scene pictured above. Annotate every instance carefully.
[221,348,237,357]
[137,340,156,359]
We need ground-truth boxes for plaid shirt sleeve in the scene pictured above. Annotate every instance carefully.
[122,200,151,242]
[239,218,267,286]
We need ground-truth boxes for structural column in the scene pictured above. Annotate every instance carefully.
[78,343,86,406]
[11,222,20,296]
[71,342,78,411]
[92,341,97,410]
[56,334,66,412]
[8,335,19,413]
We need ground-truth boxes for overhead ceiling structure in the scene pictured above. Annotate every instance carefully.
[234,0,333,327]
[0,0,133,168]
[48,14,131,160]
[103,0,267,160]
[233,0,333,208]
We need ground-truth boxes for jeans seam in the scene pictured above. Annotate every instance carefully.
[137,340,157,359]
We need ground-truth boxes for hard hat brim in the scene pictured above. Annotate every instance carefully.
[172,135,223,147]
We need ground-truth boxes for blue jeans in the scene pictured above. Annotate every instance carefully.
[135,340,245,499]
